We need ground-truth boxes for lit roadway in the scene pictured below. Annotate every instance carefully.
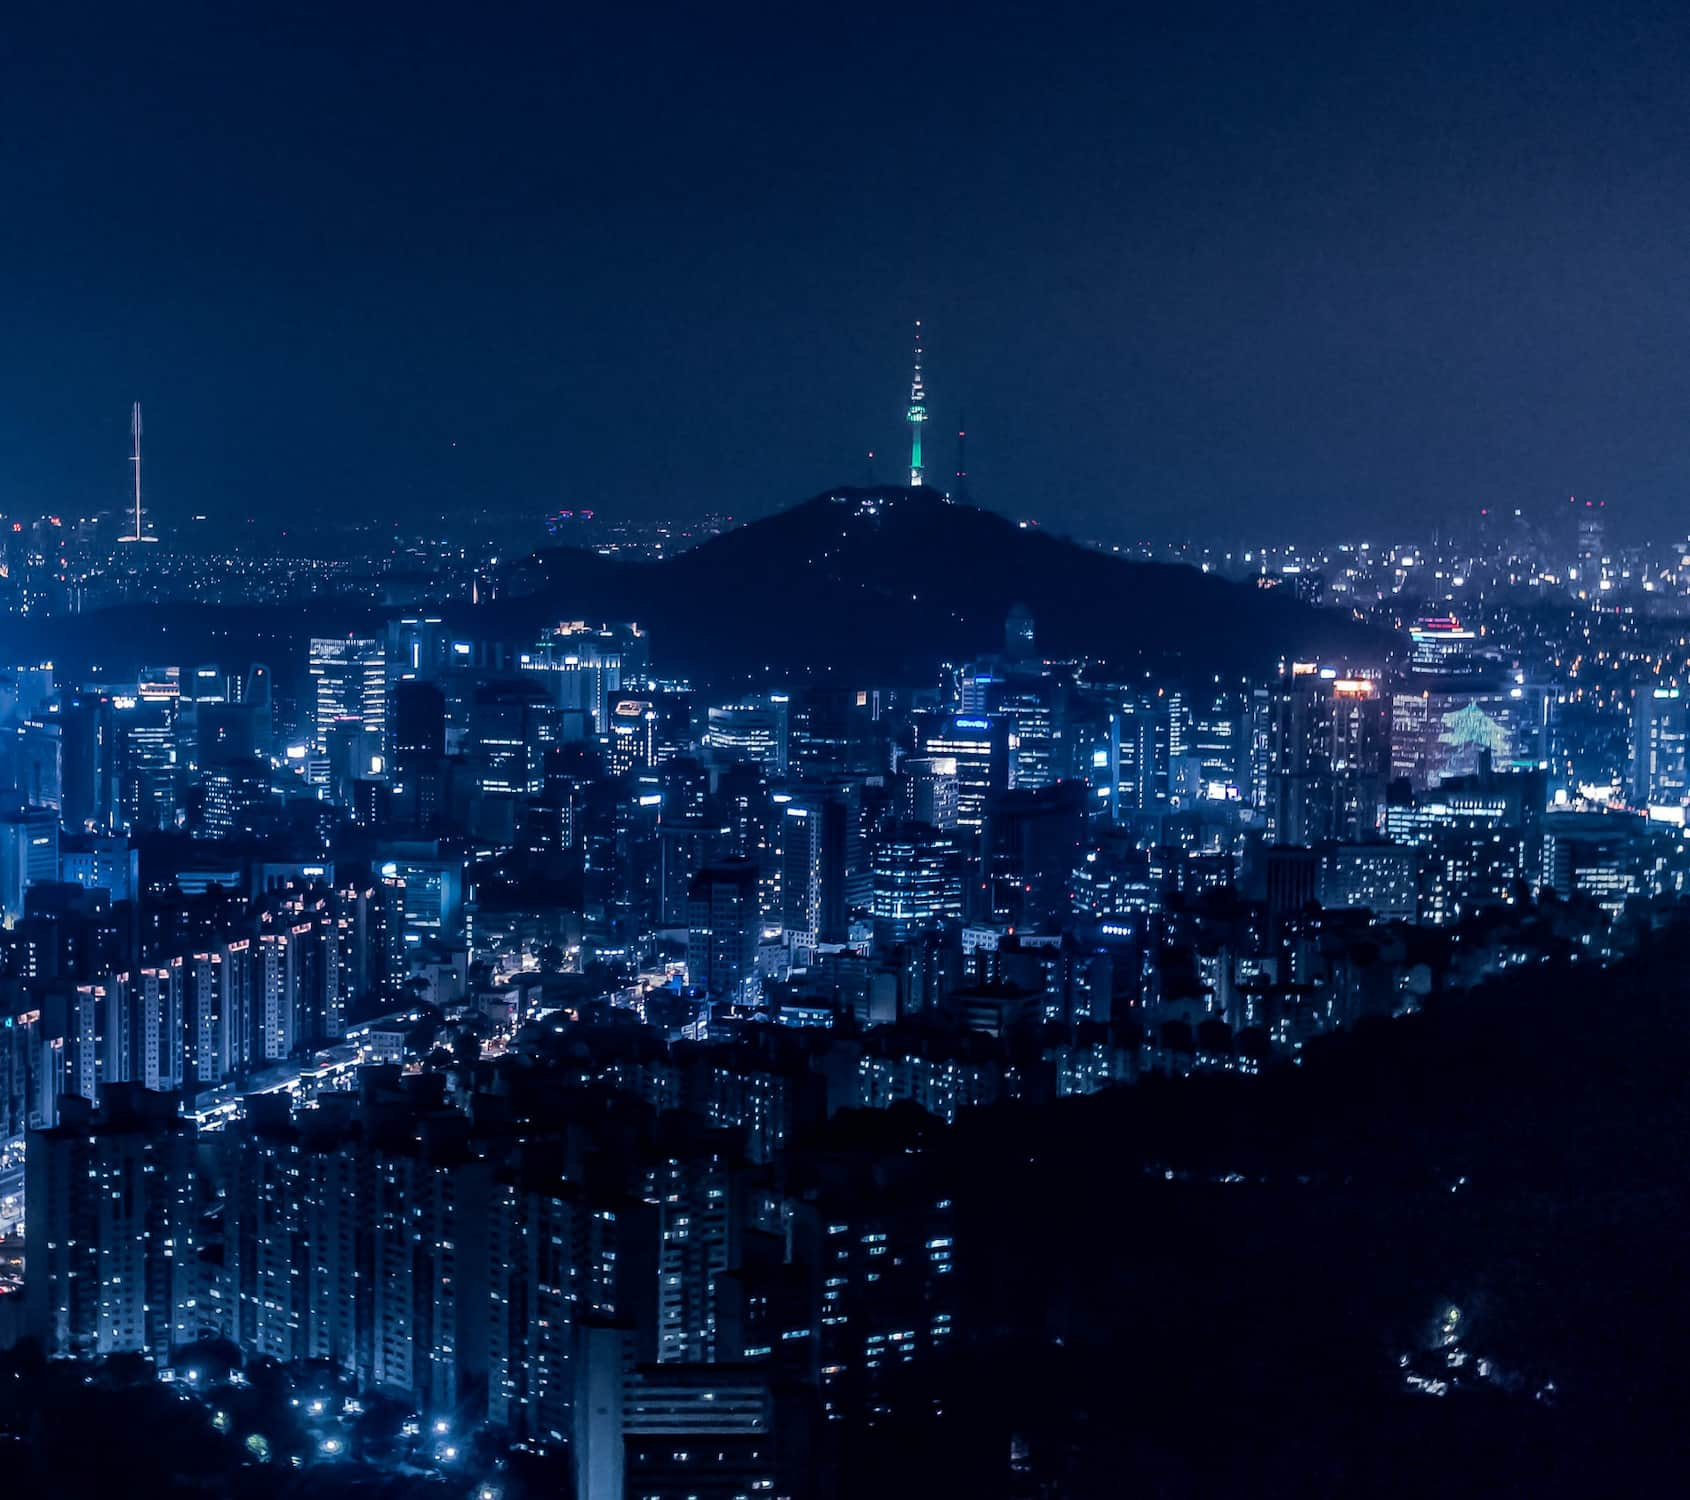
[188,1009,421,1130]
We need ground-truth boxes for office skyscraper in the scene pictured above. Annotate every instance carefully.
[706,699,789,778]
[1633,686,1688,805]
[900,755,960,830]
[116,693,178,832]
[870,823,963,946]
[59,695,118,834]
[0,804,58,922]
[393,679,447,764]
[912,712,1014,834]
[1268,670,1391,845]
[687,857,763,1007]
[471,679,559,797]
[309,637,387,753]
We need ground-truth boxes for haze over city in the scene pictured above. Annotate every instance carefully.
[7,3,1690,537]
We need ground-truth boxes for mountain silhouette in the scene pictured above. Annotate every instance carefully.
[16,488,1383,689]
[496,486,1384,687]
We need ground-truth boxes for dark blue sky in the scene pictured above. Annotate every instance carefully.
[4,1,1690,540]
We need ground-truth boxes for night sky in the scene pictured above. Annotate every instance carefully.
[4,1,1690,541]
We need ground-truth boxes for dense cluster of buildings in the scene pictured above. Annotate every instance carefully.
[2,487,1689,1493]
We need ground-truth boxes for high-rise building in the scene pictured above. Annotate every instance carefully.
[222,1096,307,1363]
[1391,686,1542,792]
[1268,670,1391,845]
[1318,842,1419,922]
[607,698,659,775]
[115,693,178,832]
[197,699,269,838]
[687,857,762,1008]
[1187,688,1247,799]
[239,663,275,756]
[219,1089,494,1411]
[59,694,119,834]
[798,1172,958,1423]
[642,1148,741,1365]
[786,689,880,778]
[983,780,1089,929]
[471,679,559,797]
[622,1365,781,1500]
[0,665,55,725]
[197,700,259,765]
[25,1086,199,1364]
[520,623,636,734]
[256,929,299,1061]
[367,1138,491,1412]
[1541,810,1643,918]
[309,637,387,754]
[958,667,999,717]
[374,854,465,945]
[200,762,271,839]
[115,402,156,544]
[660,820,732,928]
[6,717,62,810]
[900,755,960,830]
[870,823,963,947]
[123,966,186,1092]
[995,689,1056,791]
[706,699,789,777]
[392,679,446,766]
[1116,691,1181,813]
[0,803,58,921]
[780,782,865,948]
[911,713,1014,835]
[1574,496,1606,577]
[488,1173,625,1447]
[714,762,783,929]
[780,801,822,955]
[1633,686,1689,806]
[1407,616,1481,675]
[385,616,450,682]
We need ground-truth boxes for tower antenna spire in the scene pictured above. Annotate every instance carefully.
[121,401,155,543]
[907,320,927,487]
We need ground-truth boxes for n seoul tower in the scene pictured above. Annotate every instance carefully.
[907,320,927,487]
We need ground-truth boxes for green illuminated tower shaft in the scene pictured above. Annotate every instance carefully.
[907,320,927,486]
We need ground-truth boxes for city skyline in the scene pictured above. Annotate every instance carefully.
[2,5,1687,1496]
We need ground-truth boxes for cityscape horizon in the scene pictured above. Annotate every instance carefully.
[3,4,1687,1497]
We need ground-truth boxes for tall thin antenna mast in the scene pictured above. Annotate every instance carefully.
[130,403,143,539]
[121,402,155,543]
